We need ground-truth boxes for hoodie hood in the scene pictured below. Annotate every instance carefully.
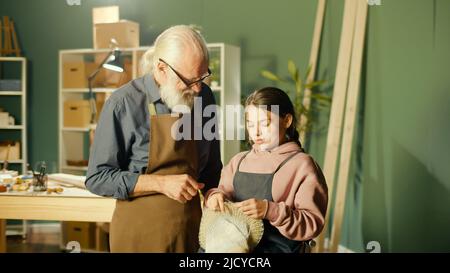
[251,141,302,155]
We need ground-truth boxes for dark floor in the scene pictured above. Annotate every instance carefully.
[7,232,63,253]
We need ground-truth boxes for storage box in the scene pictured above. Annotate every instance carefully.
[103,60,132,88]
[62,222,96,251]
[0,112,9,127]
[0,79,21,91]
[92,6,119,25]
[62,62,99,88]
[0,141,20,161]
[64,100,91,127]
[93,20,139,49]
[66,159,89,167]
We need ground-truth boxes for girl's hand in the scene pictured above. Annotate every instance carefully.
[206,192,225,212]
[233,198,268,220]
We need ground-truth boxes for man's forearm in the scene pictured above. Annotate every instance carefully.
[85,168,140,200]
[130,174,163,197]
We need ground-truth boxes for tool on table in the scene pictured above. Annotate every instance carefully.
[39,162,47,181]
[47,187,64,194]
[32,161,48,192]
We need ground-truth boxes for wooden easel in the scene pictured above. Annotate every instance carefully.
[315,0,368,253]
[0,16,21,57]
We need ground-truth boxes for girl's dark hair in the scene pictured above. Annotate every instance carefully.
[245,87,302,148]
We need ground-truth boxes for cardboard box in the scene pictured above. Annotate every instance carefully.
[92,6,119,25]
[66,159,89,167]
[104,60,132,88]
[64,100,91,127]
[63,62,99,88]
[93,20,139,49]
[62,222,96,251]
[0,112,9,127]
[0,141,20,161]
[95,222,110,252]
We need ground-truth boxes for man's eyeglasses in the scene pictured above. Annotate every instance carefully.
[159,58,211,88]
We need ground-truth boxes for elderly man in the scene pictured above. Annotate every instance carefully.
[85,25,222,252]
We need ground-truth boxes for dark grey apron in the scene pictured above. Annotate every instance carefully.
[233,149,310,253]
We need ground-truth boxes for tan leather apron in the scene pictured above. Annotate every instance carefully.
[110,103,201,253]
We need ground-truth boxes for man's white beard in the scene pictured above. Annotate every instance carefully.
[160,81,196,113]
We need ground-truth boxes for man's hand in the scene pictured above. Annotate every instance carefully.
[206,192,225,212]
[133,174,204,203]
[233,198,268,220]
[159,174,204,203]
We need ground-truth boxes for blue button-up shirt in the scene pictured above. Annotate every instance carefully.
[85,74,222,200]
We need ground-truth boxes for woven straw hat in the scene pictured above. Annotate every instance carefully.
[199,201,264,253]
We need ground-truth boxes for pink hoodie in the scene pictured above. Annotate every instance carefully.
[205,141,328,241]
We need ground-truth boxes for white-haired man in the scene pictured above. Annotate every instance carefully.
[85,25,222,252]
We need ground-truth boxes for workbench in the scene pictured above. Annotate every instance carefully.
[0,181,115,252]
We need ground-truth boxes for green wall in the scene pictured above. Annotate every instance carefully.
[361,0,450,252]
[1,0,449,252]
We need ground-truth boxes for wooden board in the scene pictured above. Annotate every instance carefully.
[92,6,119,25]
[300,0,326,143]
[3,17,12,54]
[316,0,358,252]
[0,195,115,222]
[11,20,21,56]
[329,0,368,253]
[0,20,3,56]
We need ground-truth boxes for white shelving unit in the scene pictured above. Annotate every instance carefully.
[0,57,27,175]
[58,47,149,174]
[0,56,28,238]
[58,43,241,175]
[207,43,242,164]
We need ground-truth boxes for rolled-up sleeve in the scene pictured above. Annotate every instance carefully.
[85,97,140,200]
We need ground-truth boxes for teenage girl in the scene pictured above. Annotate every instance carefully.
[205,87,328,253]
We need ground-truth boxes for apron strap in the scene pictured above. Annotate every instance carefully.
[272,150,302,174]
[237,148,302,174]
[236,151,251,172]
[148,103,157,116]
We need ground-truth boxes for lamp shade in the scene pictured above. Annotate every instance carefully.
[87,48,124,124]
[102,49,124,72]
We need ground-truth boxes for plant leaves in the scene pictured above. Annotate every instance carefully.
[259,59,332,138]
[304,80,327,89]
[287,60,298,82]
[261,70,283,82]
[295,77,303,96]
[311,93,332,103]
